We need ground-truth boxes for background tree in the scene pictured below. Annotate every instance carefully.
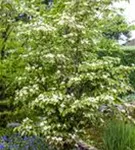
[0,0,26,126]
[102,14,131,41]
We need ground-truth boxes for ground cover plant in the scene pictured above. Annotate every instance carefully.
[0,134,55,150]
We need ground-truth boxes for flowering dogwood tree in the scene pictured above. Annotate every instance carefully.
[11,0,132,149]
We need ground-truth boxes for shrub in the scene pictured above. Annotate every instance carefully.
[123,93,135,102]
[103,120,135,150]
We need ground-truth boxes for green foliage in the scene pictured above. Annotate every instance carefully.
[102,14,131,41]
[121,46,135,90]
[0,0,26,126]
[121,46,135,65]
[122,46,135,51]
[103,120,135,150]
[123,93,135,102]
[0,0,133,149]
[0,128,13,136]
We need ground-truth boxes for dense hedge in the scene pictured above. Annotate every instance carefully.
[121,46,135,90]
[98,45,135,90]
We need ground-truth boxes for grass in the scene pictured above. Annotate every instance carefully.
[102,120,135,150]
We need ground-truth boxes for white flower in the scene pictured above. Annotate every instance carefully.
[76,24,85,29]
[45,53,54,58]
[60,103,65,108]
[81,39,89,44]
[25,66,31,71]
